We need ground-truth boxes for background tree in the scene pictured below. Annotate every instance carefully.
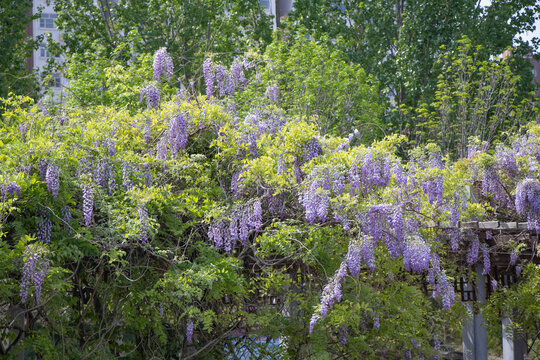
[287,0,540,110]
[0,0,41,98]
[53,0,273,89]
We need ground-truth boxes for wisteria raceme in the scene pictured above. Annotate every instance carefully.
[482,165,508,206]
[250,199,263,231]
[481,244,490,275]
[491,279,498,291]
[449,228,461,252]
[346,241,362,277]
[203,58,214,97]
[496,146,518,178]
[267,85,279,104]
[82,185,94,226]
[157,138,168,160]
[140,84,160,109]
[20,123,28,141]
[20,249,49,304]
[37,214,52,243]
[304,138,322,162]
[373,313,380,331]
[230,58,247,92]
[122,162,133,190]
[1,181,21,201]
[94,160,106,187]
[466,233,480,266]
[515,265,522,276]
[436,271,455,310]
[428,253,441,286]
[361,151,392,190]
[61,206,72,235]
[215,65,228,97]
[39,159,48,180]
[339,326,347,345]
[139,205,149,244]
[106,163,117,195]
[141,163,152,188]
[393,162,408,187]
[311,261,348,332]
[107,139,116,157]
[403,236,431,274]
[515,178,540,231]
[186,321,194,344]
[510,249,519,265]
[144,117,152,144]
[360,235,376,272]
[153,47,174,82]
[168,113,188,158]
[391,208,405,243]
[422,175,443,205]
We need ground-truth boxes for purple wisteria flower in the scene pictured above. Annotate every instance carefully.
[346,241,362,277]
[186,321,194,344]
[37,214,52,243]
[203,58,214,97]
[168,113,188,158]
[62,206,72,235]
[310,261,348,332]
[82,185,94,226]
[481,244,490,275]
[1,181,21,201]
[140,84,160,109]
[466,233,480,266]
[403,235,431,274]
[45,164,60,200]
[139,205,149,244]
[20,248,49,304]
[153,47,174,82]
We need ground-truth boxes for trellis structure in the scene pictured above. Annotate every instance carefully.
[441,221,539,360]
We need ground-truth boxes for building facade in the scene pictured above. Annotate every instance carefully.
[28,0,66,101]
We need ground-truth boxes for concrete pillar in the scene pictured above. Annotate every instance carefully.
[462,302,475,360]
[502,313,527,360]
[474,263,488,360]
[461,265,488,360]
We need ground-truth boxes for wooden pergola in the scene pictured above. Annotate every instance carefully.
[440,221,539,360]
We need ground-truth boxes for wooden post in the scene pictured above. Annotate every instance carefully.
[502,312,527,360]
[461,264,488,360]
[474,263,488,360]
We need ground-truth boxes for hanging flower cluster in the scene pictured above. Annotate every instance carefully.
[140,84,160,109]
[207,199,263,254]
[168,113,188,158]
[202,57,250,98]
[1,181,21,202]
[20,247,49,304]
[153,47,174,82]
[82,185,94,227]
[309,261,348,333]
[515,178,540,232]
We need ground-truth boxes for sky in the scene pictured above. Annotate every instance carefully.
[480,0,540,43]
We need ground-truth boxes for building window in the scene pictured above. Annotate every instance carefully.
[39,44,60,58]
[52,74,62,88]
[40,13,57,29]
[40,44,48,58]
